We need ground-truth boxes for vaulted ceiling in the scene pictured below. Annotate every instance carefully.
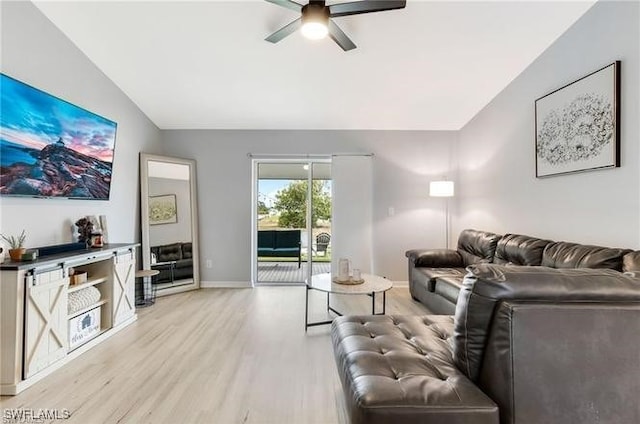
[34,1,595,130]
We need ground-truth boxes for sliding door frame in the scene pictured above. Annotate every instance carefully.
[250,156,331,286]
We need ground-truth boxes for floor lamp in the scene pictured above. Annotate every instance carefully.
[429,180,455,249]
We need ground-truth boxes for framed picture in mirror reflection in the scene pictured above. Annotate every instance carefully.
[149,194,178,225]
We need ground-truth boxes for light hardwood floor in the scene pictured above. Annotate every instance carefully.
[0,286,429,424]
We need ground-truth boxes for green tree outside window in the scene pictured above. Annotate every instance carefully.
[272,181,331,228]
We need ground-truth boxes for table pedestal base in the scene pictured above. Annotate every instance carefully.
[305,286,387,331]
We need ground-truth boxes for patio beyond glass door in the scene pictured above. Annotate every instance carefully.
[254,160,331,284]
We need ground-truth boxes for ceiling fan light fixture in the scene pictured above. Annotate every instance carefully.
[301,3,329,40]
[301,21,328,40]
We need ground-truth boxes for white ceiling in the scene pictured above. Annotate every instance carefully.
[33,0,595,130]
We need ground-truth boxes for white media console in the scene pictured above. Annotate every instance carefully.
[0,243,138,395]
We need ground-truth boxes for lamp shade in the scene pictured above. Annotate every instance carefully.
[429,180,455,197]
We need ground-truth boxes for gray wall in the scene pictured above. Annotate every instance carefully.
[161,130,457,282]
[148,178,192,246]
[456,1,640,248]
[6,1,637,285]
[0,1,162,248]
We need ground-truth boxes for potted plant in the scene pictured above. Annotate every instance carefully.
[1,230,27,261]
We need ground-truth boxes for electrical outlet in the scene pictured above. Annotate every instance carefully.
[206,259,212,268]
[388,207,395,217]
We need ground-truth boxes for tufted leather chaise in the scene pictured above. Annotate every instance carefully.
[406,230,637,314]
[332,264,640,424]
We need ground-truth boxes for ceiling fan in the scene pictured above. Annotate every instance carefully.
[264,0,407,51]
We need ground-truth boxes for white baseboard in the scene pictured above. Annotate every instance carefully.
[392,280,409,288]
[200,281,252,288]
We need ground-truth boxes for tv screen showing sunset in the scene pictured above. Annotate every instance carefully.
[1,74,117,199]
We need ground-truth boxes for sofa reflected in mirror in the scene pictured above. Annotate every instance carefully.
[150,242,194,286]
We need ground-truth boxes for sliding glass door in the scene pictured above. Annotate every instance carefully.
[252,159,331,284]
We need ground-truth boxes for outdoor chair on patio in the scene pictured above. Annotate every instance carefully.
[315,232,330,256]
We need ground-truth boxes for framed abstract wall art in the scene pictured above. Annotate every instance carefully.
[149,194,177,225]
[535,61,620,177]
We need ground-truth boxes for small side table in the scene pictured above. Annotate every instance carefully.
[305,273,393,331]
[152,260,177,284]
[135,269,159,307]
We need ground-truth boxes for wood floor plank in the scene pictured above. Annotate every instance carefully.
[0,286,430,423]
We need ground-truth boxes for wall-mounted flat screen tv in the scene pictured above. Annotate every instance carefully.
[1,74,117,200]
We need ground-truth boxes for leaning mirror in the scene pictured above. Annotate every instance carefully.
[140,153,200,296]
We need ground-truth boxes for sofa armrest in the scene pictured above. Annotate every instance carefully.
[405,249,463,268]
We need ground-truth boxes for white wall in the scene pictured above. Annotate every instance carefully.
[148,178,192,246]
[0,1,162,248]
[161,130,457,282]
[456,1,639,248]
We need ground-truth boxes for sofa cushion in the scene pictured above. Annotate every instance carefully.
[258,231,275,248]
[623,251,640,272]
[331,315,499,424]
[493,233,552,266]
[541,241,632,271]
[274,230,300,248]
[457,229,501,266]
[182,242,192,259]
[413,268,466,292]
[405,249,463,268]
[156,242,183,262]
[453,264,640,383]
[434,276,464,304]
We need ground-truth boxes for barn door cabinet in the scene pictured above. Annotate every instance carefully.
[0,243,138,395]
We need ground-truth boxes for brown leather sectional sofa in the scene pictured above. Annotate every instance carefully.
[331,230,640,423]
[406,229,640,314]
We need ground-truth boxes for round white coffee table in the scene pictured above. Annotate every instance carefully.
[305,273,393,330]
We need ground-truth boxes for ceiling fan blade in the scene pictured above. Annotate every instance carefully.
[265,18,302,43]
[328,20,356,51]
[329,0,406,18]
[265,0,304,12]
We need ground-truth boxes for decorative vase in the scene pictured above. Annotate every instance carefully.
[338,258,350,281]
[9,248,26,261]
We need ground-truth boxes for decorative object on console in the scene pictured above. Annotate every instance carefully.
[535,61,620,177]
[88,215,102,233]
[68,306,101,350]
[429,180,455,249]
[75,217,94,244]
[1,229,27,261]
[20,250,38,261]
[69,268,88,285]
[90,233,104,247]
[0,73,118,199]
[67,286,101,314]
[149,194,178,225]
[99,215,109,244]
[37,242,87,257]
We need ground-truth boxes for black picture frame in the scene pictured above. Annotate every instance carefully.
[149,194,178,225]
[535,61,620,178]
